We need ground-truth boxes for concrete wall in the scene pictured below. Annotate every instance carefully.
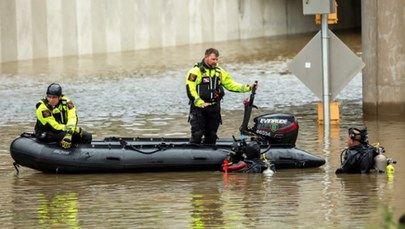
[0,0,359,63]
[362,0,405,118]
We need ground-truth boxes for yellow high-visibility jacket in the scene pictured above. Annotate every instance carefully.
[186,62,251,108]
[35,96,77,132]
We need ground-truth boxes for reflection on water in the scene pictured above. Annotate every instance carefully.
[1,29,404,228]
[7,168,398,228]
[37,192,79,228]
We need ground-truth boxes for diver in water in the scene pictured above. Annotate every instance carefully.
[335,127,377,174]
[222,140,275,174]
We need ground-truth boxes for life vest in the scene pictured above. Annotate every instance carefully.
[36,98,69,124]
[35,97,73,134]
[191,62,225,104]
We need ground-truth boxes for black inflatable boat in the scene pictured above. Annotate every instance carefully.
[10,82,325,173]
[10,132,325,173]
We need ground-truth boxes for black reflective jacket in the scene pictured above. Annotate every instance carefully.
[336,144,376,174]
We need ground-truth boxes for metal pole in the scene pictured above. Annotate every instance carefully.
[321,14,330,133]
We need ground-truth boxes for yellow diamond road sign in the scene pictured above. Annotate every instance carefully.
[288,29,365,100]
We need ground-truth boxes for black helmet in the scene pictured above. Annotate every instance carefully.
[348,127,368,144]
[245,141,261,160]
[46,83,62,96]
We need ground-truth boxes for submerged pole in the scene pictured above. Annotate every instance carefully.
[321,14,331,134]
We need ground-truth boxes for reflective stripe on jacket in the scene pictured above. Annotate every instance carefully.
[35,96,77,132]
[186,62,251,108]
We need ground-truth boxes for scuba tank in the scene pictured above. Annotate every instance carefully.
[386,158,396,175]
[386,162,395,174]
[374,148,387,173]
[373,143,397,173]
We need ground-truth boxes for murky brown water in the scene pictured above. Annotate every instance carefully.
[1,29,404,228]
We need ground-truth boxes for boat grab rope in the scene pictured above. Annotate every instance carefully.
[21,132,35,138]
[260,145,272,155]
[119,139,175,154]
[13,162,20,174]
[127,144,173,154]
[119,139,227,155]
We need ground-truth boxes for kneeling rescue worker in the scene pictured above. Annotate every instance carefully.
[35,83,92,149]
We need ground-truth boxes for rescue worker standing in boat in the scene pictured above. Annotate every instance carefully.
[335,127,376,174]
[186,48,256,144]
[35,83,92,149]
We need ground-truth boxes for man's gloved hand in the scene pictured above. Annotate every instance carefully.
[249,82,258,91]
[65,125,75,134]
[60,133,72,149]
[66,125,84,137]
[76,127,83,138]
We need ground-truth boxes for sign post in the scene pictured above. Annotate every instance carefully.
[321,14,331,129]
[290,1,364,131]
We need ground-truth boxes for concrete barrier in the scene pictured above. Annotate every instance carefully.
[0,0,359,63]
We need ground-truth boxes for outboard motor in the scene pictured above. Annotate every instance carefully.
[251,113,298,147]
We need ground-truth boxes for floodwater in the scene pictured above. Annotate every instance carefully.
[1,29,405,228]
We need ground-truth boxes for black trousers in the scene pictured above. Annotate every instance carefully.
[35,130,92,144]
[189,104,221,144]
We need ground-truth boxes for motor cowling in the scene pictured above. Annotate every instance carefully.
[251,113,298,147]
